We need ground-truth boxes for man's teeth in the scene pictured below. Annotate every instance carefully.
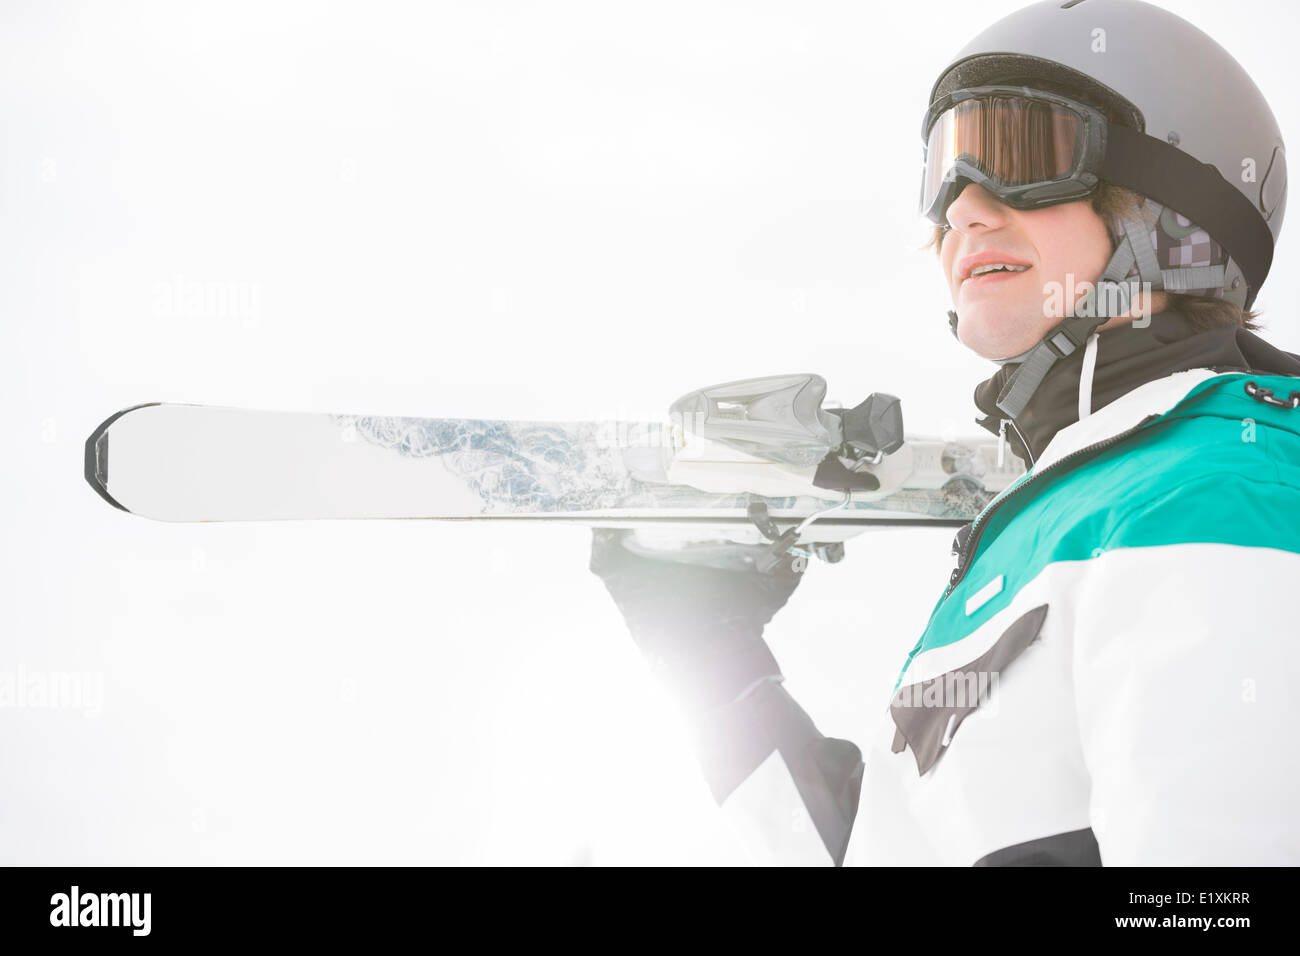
[969,263,1030,277]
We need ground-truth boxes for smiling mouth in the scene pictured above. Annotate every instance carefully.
[962,265,1032,287]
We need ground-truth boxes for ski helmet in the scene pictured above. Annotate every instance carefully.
[921,0,1286,418]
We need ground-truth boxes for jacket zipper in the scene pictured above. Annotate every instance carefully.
[943,412,1163,599]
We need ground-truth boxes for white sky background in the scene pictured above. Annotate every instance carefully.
[3,0,1298,864]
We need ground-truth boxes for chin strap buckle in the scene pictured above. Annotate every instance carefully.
[994,312,1109,420]
[1042,313,1103,359]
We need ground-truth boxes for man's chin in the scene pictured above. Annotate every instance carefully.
[955,309,1047,362]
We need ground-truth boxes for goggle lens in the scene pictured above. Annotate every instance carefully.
[922,94,1087,219]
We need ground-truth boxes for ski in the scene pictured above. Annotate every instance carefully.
[84,375,1026,544]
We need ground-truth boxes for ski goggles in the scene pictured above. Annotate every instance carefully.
[919,86,1110,224]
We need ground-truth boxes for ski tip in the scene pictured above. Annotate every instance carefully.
[84,403,161,514]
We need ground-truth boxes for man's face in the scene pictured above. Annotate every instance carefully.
[938,184,1116,360]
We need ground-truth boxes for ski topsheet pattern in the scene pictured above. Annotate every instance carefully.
[84,401,1026,537]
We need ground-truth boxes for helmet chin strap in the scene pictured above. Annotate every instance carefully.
[947,198,1170,420]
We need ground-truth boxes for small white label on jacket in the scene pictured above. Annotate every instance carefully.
[965,574,1005,616]
[941,713,958,748]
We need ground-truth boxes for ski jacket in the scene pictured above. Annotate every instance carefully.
[713,364,1300,865]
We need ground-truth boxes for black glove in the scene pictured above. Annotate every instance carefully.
[589,529,864,847]
[588,528,805,718]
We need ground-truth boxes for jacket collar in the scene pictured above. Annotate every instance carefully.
[972,310,1300,467]
[1033,367,1220,471]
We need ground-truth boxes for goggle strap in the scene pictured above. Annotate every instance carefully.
[1100,124,1272,307]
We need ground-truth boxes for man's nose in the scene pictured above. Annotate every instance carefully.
[945,183,1007,232]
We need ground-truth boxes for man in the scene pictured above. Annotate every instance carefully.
[592,0,1300,865]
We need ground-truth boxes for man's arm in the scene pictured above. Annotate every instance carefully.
[693,678,864,866]
[589,530,864,866]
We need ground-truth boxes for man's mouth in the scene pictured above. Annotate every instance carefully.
[962,263,1032,287]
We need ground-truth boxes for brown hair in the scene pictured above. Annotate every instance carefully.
[923,182,1262,331]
